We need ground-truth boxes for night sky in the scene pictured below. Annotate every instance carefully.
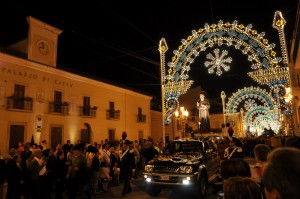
[0,0,298,100]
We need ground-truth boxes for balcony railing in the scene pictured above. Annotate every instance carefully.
[137,114,146,123]
[106,110,120,120]
[49,102,69,115]
[79,106,97,117]
[6,96,33,111]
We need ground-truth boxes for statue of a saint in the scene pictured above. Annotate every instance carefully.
[197,92,210,133]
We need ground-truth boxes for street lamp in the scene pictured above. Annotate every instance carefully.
[175,106,189,138]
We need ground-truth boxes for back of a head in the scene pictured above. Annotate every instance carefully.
[223,176,262,199]
[270,136,282,148]
[263,147,300,199]
[220,158,251,180]
[254,144,271,162]
[284,136,300,149]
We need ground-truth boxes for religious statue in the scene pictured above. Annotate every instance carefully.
[197,92,210,133]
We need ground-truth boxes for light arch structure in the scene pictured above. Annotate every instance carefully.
[245,106,273,123]
[159,20,282,124]
[225,86,276,114]
[253,114,281,134]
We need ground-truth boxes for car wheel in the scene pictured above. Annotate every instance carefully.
[197,172,208,198]
[149,184,161,196]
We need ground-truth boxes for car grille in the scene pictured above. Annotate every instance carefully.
[154,162,180,172]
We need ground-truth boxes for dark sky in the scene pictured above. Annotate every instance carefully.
[0,0,298,100]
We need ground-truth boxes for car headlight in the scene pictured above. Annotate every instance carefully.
[144,165,154,172]
[177,166,193,173]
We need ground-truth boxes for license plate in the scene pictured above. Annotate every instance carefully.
[160,175,169,180]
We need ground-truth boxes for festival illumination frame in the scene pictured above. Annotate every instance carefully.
[159,11,289,126]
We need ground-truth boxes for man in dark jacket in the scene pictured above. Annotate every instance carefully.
[120,140,135,196]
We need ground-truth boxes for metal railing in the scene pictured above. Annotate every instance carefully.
[106,110,120,120]
[49,102,69,115]
[137,114,146,123]
[79,106,97,117]
[6,96,33,111]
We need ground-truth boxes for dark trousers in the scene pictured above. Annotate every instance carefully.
[30,179,41,199]
[122,175,131,195]
[55,180,64,199]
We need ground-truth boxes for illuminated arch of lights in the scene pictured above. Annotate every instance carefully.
[159,11,289,124]
[159,19,282,124]
[244,106,278,124]
[252,114,281,134]
[225,86,276,114]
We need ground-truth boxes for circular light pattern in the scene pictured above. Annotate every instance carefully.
[204,48,232,76]
[244,99,257,111]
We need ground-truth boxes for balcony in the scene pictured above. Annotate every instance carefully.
[49,102,69,115]
[106,110,120,120]
[79,106,97,117]
[137,114,146,123]
[6,96,33,112]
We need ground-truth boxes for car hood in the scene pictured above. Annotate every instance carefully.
[152,154,204,165]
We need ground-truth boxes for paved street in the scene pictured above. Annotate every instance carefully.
[93,177,218,199]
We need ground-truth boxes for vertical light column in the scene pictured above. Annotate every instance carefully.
[159,38,168,145]
[221,91,226,126]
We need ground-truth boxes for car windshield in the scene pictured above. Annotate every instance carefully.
[163,141,204,155]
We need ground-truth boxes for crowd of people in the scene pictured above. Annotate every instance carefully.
[213,127,300,199]
[0,127,300,199]
[0,135,161,199]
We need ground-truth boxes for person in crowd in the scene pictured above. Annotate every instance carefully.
[263,147,300,199]
[0,150,4,199]
[66,144,90,199]
[109,146,120,186]
[197,91,211,133]
[54,150,67,199]
[253,144,271,199]
[223,140,243,159]
[6,153,23,199]
[30,149,45,199]
[214,158,252,194]
[220,158,251,180]
[222,176,262,199]
[41,140,48,151]
[99,143,111,192]
[284,136,300,149]
[18,142,25,152]
[89,146,100,194]
[226,127,244,148]
[62,140,72,161]
[141,137,159,164]
[270,136,282,149]
[23,150,33,199]
[120,140,135,196]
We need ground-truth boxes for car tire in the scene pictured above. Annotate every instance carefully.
[149,184,161,196]
[197,172,208,198]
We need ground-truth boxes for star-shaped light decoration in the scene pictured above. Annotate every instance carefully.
[244,99,257,111]
[204,48,232,76]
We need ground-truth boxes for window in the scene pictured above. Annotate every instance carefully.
[109,101,115,110]
[138,130,143,141]
[106,101,120,119]
[108,129,115,141]
[137,107,146,122]
[83,96,90,115]
[13,84,25,109]
[54,91,62,112]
